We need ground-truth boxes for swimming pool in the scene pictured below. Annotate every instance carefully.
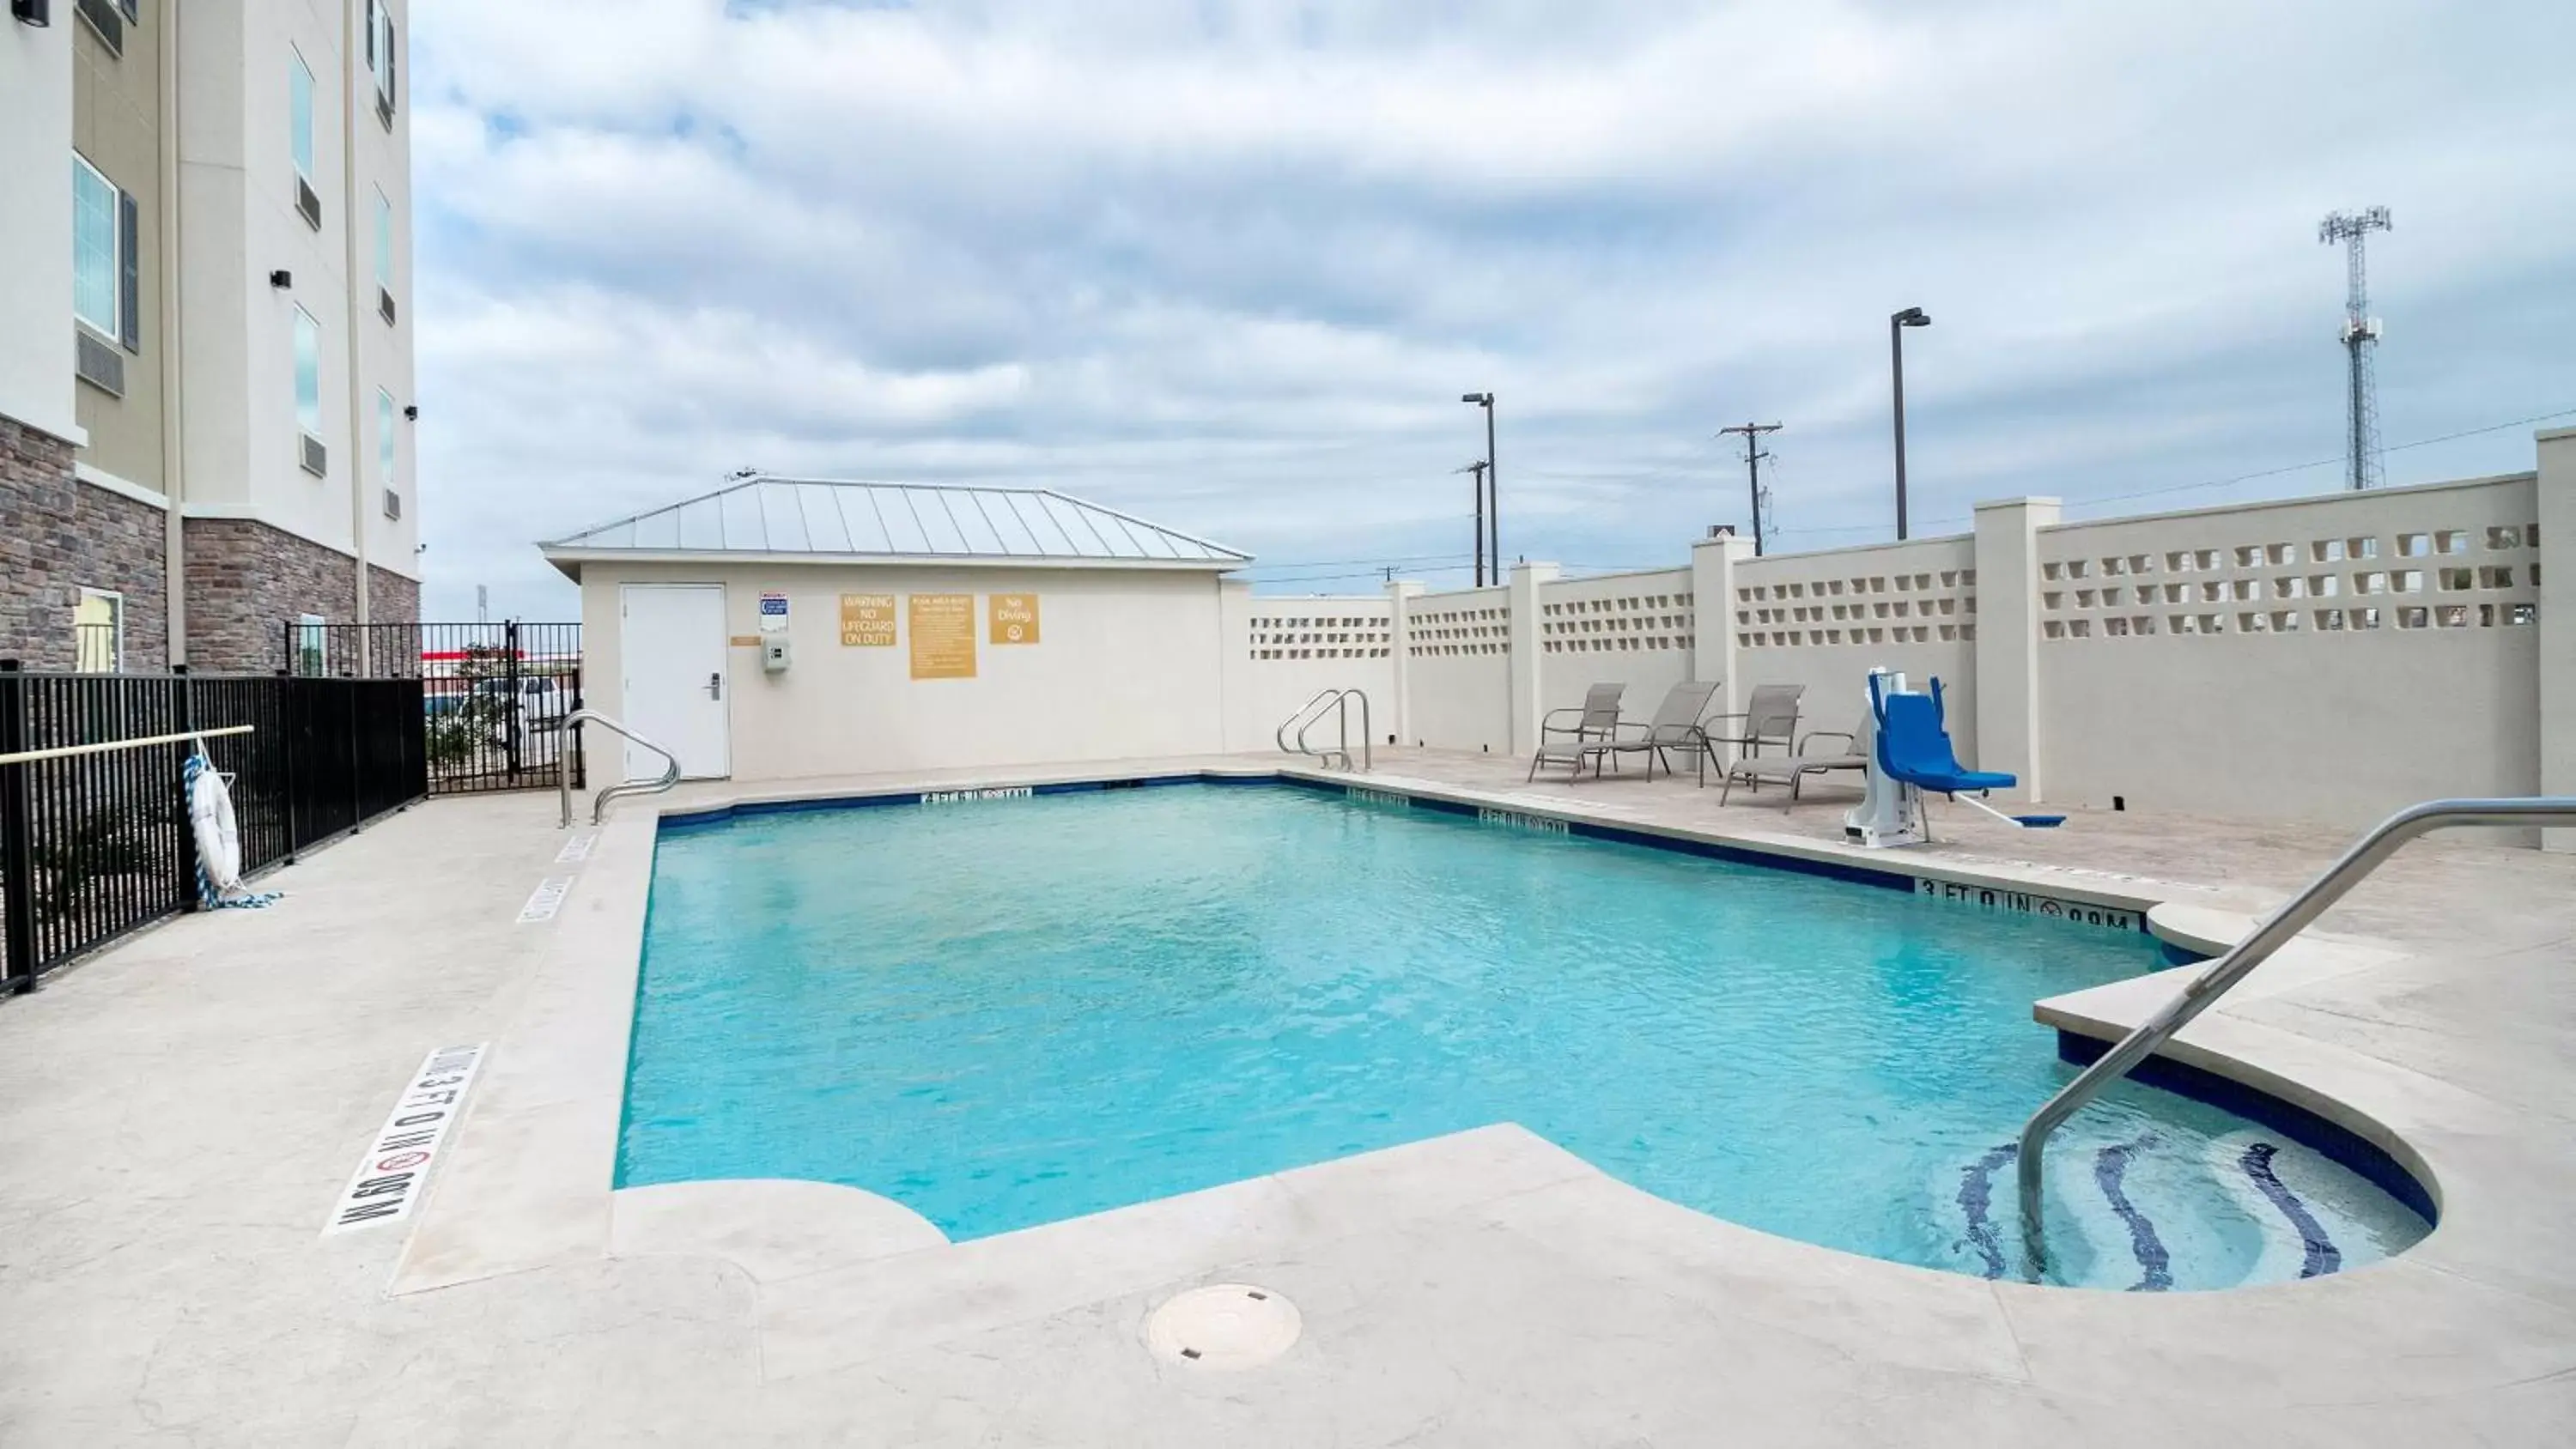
[621,780,2430,1289]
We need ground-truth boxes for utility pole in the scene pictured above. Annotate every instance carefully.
[1717,422,1782,555]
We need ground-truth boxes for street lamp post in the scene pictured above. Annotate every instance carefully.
[1461,392,1497,583]
[1890,307,1930,540]
[1452,461,1491,586]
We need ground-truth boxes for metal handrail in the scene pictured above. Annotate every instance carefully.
[0,724,252,767]
[1276,688,1340,755]
[556,708,683,827]
[1275,688,1372,773]
[2016,796,2576,1273]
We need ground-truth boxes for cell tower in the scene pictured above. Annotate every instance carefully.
[2318,206,2392,491]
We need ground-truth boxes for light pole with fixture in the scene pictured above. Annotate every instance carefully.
[1452,461,1491,585]
[1890,307,1930,540]
[1461,392,1497,583]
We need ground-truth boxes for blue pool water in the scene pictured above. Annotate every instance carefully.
[622,782,2430,1288]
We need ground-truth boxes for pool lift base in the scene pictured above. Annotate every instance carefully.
[1844,668,2061,850]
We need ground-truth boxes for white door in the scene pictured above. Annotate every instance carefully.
[619,585,731,780]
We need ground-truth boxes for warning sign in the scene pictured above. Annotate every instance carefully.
[988,593,1041,646]
[908,593,976,679]
[840,593,897,647]
[758,591,791,634]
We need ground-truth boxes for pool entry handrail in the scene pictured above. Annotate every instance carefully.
[2016,794,2576,1273]
[556,708,683,827]
[1277,688,1373,773]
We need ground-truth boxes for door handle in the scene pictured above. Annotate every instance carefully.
[708,671,723,701]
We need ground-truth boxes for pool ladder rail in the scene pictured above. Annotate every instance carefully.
[1278,688,1373,773]
[2015,795,2576,1276]
[552,708,683,828]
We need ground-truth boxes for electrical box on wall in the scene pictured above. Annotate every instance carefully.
[762,638,792,674]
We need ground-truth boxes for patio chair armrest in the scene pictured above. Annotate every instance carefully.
[1795,730,1856,757]
[1538,707,1604,743]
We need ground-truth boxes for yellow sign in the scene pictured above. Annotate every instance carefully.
[908,593,976,679]
[840,593,898,647]
[988,593,1041,646]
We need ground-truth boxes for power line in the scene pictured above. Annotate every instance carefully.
[1766,403,2576,538]
[1244,402,2574,568]
[2069,404,2575,512]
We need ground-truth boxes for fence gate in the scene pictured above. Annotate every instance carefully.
[286,621,584,796]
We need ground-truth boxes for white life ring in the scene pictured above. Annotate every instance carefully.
[189,754,244,895]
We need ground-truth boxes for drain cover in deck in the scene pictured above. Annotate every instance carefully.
[1145,1284,1302,1368]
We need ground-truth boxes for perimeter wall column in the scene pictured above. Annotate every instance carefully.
[2538,427,2576,852]
[1690,533,1755,722]
[1506,561,1558,755]
[1971,496,2060,803]
[1384,578,1423,749]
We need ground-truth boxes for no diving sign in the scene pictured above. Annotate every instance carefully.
[323,1044,485,1234]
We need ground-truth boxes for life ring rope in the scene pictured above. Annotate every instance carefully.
[186,743,281,910]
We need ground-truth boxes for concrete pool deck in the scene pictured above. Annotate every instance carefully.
[2,749,2572,1444]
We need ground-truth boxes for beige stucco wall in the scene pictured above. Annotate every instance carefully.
[70,3,168,494]
[178,0,417,588]
[579,561,1238,783]
[1,16,82,444]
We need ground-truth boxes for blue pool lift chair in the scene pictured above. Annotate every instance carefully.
[1865,674,2063,834]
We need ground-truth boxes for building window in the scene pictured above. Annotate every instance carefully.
[289,49,315,182]
[293,305,322,440]
[72,154,122,340]
[374,189,393,288]
[295,614,326,676]
[75,589,124,674]
[378,387,398,493]
[367,1,398,118]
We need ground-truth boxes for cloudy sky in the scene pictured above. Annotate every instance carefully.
[410,0,2576,618]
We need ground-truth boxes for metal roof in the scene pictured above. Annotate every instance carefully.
[539,476,1251,573]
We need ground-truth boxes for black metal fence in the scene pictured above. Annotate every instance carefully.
[285,621,583,796]
[0,663,428,992]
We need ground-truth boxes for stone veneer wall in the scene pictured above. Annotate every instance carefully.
[183,518,359,674]
[367,565,421,625]
[0,413,170,671]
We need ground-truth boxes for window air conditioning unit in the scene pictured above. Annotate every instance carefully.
[296,178,323,231]
[301,433,328,477]
[379,288,397,325]
[75,329,125,397]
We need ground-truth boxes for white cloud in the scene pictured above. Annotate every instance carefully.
[408,0,2576,614]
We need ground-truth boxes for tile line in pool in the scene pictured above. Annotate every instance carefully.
[620,781,2427,1289]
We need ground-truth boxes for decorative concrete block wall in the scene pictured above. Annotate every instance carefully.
[1272,428,2572,846]
[2033,473,2542,826]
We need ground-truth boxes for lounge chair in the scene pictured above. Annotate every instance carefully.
[1718,723,1869,811]
[1528,682,1627,780]
[1703,683,1806,775]
[1599,680,1722,785]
